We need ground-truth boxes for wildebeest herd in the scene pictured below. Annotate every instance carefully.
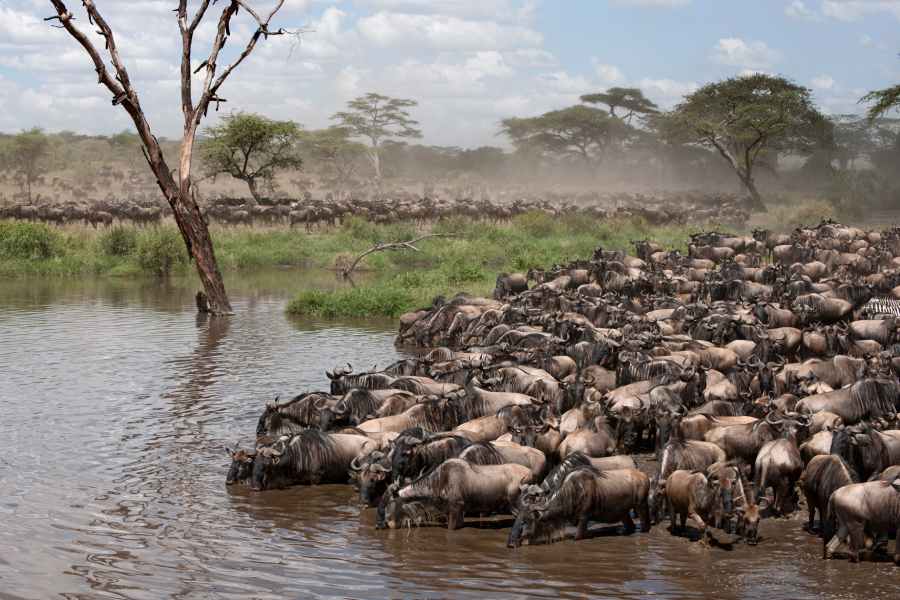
[1,189,748,229]
[229,219,900,563]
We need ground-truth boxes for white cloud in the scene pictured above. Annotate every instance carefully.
[822,1,900,21]
[611,0,691,6]
[356,12,542,50]
[712,38,780,70]
[785,1,817,19]
[592,61,625,85]
[637,77,699,107]
[353,1,537,21]
[505,48,557,68]
[811,74,836,89]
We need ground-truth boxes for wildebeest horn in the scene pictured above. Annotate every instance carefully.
[265,395,280,410]
[314,395,331,409]
[350,456,363,471]
[371,463,391,473]
[226,446,234,456]
[765,412,784,425]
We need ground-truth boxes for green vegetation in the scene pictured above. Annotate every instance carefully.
[287,212,697,318]
[200,112,304,203]
[0,214,697,315]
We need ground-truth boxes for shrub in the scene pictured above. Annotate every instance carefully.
[0,220,61,259]
[287,285,414,318]
[136,227,186,275]
[98,225,138,257]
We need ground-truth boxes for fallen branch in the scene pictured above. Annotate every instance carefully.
[341,233,458,278]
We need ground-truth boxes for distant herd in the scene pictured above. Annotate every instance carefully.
[228,219,900,563]
[1,189,748,229]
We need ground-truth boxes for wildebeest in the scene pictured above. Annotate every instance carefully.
[508,467,651,547]
[250,430,377,491]
[795,379,899,425]
[379,459,533,530]
[799,453,858,538]
[825,476,900,563]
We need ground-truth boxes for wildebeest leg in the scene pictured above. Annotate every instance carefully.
[667,497,676,533]
[639,499,652,533]
[895,524,900,565]
[689,511,710,544]
[447,503,465,531]
[622,513,636,535]
[847,521,865,563]
[574,516,589,540]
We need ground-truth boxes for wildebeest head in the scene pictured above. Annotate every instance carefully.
[350,449,392,506]
[324,363,354,394]
[735,496,769,545]
[250,438,288,491]
[226,447,256,485]
[507,484,548,548]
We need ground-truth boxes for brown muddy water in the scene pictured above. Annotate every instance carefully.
[1,271,897,600]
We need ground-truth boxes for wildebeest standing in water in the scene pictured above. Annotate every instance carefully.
[508,466,651,547]
[251,430,377,491]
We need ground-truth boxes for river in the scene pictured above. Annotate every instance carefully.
[0,271,897,599]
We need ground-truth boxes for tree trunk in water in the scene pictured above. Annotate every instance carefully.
[166,186,233,315]
[740,174,767,212]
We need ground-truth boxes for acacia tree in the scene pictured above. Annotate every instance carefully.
[580,87,658,124]
[331,93,422,179]
[862,83,900,121]
[8,128,49,204]
[662,74,825,211]
[499,105,625,164]
[200,112,303,203]
[300,126,367,192]
[45,1,298,315]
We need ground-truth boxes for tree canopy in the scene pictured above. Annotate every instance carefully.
[861,84,900,121]
[200,113,303,203]
[661,74,825,210]
[580,87,659,124]
[331,93,422,178]
[5,128,49,204]
[499,105,626,164]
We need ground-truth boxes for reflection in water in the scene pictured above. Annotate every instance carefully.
[1,271,899,600]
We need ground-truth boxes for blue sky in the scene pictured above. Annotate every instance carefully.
[1,1,899,146]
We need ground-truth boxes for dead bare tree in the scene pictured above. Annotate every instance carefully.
[340,233,458,278]
[45,1,299,315]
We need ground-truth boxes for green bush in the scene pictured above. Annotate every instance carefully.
[0,220,61,259]
[98,226,138,257]
[136,227,186,275]
[287,285,414,318]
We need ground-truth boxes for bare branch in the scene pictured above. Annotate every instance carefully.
[340,234,459,278]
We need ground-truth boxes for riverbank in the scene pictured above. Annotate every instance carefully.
[0,198,840,317]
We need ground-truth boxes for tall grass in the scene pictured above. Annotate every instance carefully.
[1,214,700,314]
[286,212,700,318]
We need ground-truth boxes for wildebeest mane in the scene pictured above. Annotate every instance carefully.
[850,379,898,421]
[541,452,600,491]
[271,429,338,480]
[459,442,505,466]
[256,392,333,436]
[337,388,382,425]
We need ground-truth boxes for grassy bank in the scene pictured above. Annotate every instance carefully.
[286,213,697,318]
[0,197,842,317]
